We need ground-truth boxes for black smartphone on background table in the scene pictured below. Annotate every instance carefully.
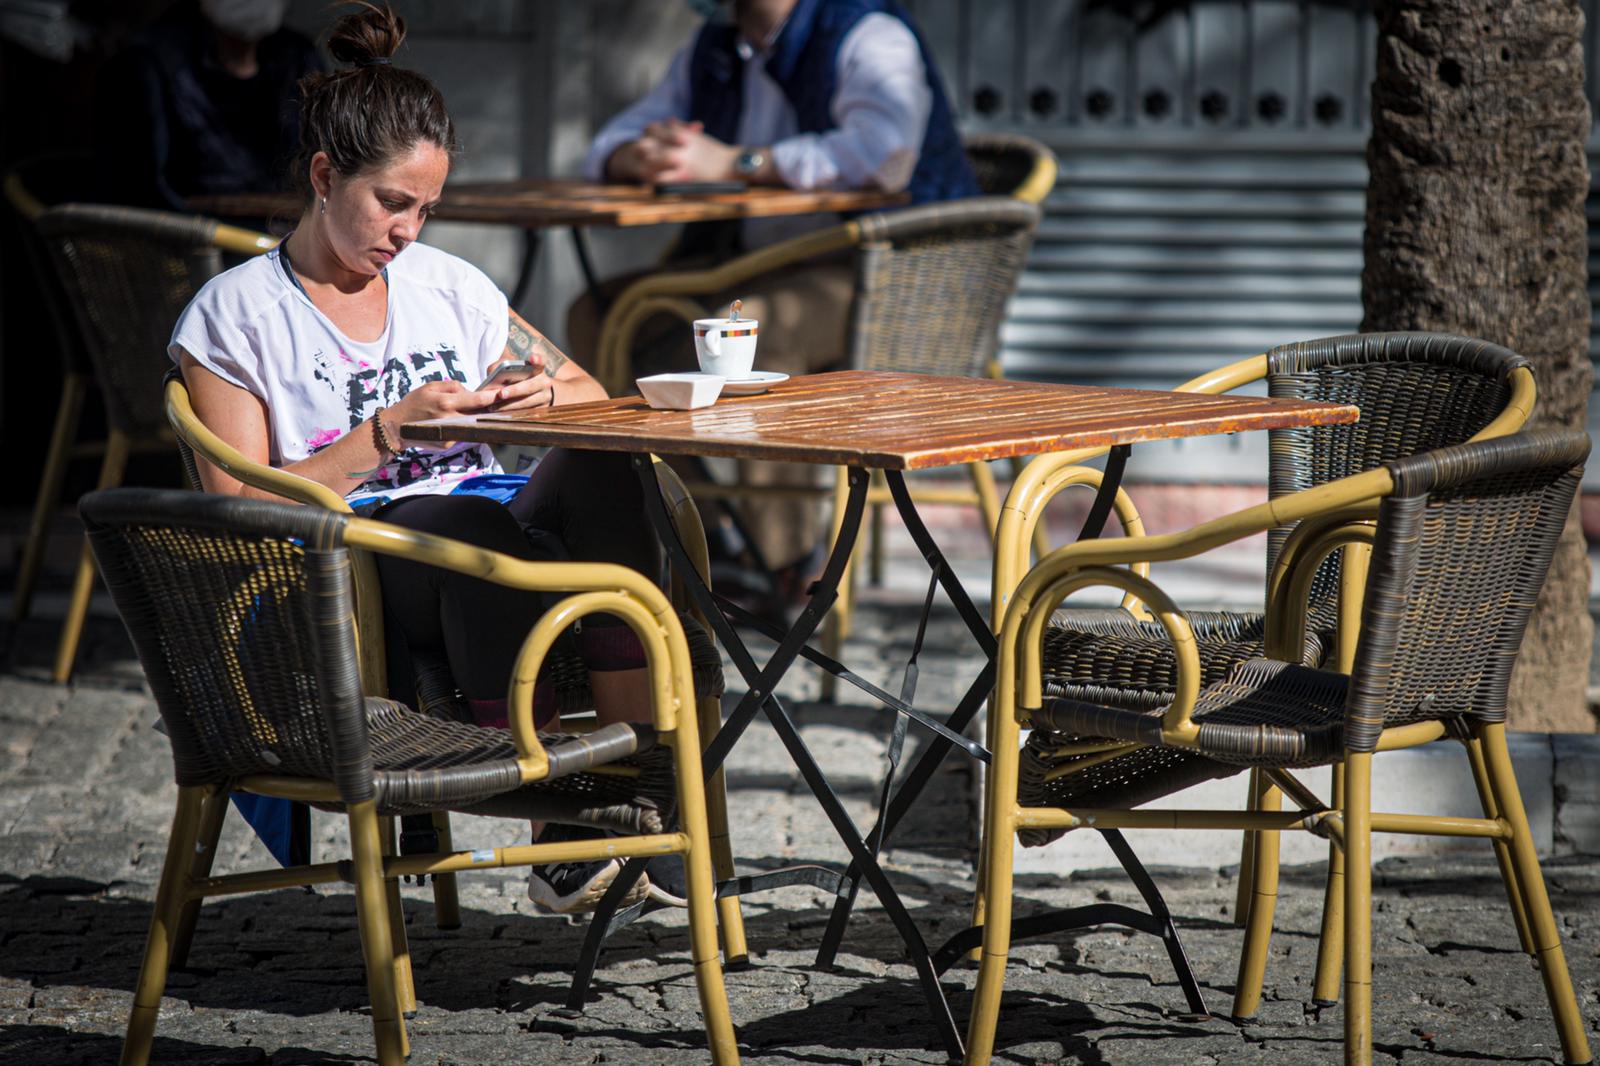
[653,181,747,196]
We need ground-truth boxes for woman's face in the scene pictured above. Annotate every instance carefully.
[315,141,449,275]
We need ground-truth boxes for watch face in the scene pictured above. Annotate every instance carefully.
[736,150,764,175]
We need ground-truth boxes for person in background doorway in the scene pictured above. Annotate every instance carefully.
[94,0,322,212]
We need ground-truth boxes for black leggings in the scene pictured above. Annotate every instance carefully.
[369,448,658,719]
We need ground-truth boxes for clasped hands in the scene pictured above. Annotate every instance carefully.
[608,118,741,184]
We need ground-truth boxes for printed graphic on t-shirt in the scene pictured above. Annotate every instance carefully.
[303,342,488,497]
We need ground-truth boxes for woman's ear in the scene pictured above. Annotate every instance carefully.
[308,150,334,201]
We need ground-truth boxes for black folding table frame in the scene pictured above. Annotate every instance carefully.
[561,444,1206,1058]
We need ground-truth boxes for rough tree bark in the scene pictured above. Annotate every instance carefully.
[1364,0,1595,731]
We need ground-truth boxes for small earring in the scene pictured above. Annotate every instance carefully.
[320,197,327,215]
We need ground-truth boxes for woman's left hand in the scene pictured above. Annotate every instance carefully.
[486,371,556,411]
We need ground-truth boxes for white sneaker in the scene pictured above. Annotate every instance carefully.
[526,824,650,914]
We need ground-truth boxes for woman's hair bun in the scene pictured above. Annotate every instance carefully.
[325,1,406,67]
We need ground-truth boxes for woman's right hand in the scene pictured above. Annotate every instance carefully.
[384,380,497,448]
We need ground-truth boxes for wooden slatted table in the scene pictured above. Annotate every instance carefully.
[413,369,1355,465]
[405,370,1359,1057]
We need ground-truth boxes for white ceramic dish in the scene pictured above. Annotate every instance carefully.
[720,370,789,396]
[637,372,725,410]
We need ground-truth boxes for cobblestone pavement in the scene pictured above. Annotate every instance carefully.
[2,596,1598,1065]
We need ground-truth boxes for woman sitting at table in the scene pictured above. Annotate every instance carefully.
[171,2,683,915]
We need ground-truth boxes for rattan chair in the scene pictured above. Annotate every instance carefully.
[163,372,754,970]
[966,428,1593,1066]
[83,487,739,1065]
[25,201,275,682]
[972,332,1538,996]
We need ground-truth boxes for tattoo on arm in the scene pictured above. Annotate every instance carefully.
[507,310,570,375]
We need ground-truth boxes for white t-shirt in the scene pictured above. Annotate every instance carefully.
[170,241,508,506]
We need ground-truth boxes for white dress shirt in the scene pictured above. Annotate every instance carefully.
[584,13,932,248]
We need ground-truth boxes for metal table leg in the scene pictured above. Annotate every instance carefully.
[567,466,868,998]
[811,447,1202,1012]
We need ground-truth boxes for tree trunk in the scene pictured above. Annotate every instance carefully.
[1364,0,1595,732]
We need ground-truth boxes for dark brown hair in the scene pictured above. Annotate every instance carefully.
[292,3,458,199]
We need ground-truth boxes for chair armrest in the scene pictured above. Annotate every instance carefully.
[1002,566,1201,747]
[595,220,860,393]
[1004,462,1396,660]
[992,463,1151,627]
[211,221,279,257]
[992,352,1272,614]
[165,378,351,513]
[341,518,698,781]
[1262,508,1379,664]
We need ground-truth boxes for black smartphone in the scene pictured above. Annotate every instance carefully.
[653,180,748,196]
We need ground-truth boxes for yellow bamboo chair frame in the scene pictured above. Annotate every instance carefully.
[116,505,739,1065]
[967,352,1537,988]
[964,440,1588,1066]
[164,377,754,976]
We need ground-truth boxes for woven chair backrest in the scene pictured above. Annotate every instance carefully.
[5,156,97,379]
[847,197,1039,378]
[1344,429,1587,750]
[35,204,225,437]
[964,133,1053,199]
[80,488,377,803]
[1263,332,1529,606]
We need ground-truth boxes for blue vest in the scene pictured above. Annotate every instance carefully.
[686,0,978,207]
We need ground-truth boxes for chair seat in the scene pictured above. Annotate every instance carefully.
[1042,607,1334,711]
[353,699,676,832]
[1017,658,1349,846]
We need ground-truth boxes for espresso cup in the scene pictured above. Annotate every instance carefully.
[693,317,760,378]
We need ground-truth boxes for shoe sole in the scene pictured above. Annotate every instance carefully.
[529,861,651,915]
[644,883,689,908]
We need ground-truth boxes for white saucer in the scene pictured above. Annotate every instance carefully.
[719,371,789,396]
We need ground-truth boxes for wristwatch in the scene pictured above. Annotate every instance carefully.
[733,148,767,177]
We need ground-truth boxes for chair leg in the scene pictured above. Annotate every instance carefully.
[964,725,1021,1063]
[54,427,130,683]
[1464,733,1536,956]
[1344,751,1373,1066]
[1479,723,1593,1065]
[1311,762,1347,1006]
[14,372,88,626]
[1234,768,1262,928]
[120,785,208,1066]
[349,801,408,1065]
[379,817,417,1018]
[700,695,748,965]
[968,459,1002,539]
[169,789,230,971]
[428,812,462,931]
[668,738,739,1063]
[868,498,886,586]
[1231,778,1282,1022]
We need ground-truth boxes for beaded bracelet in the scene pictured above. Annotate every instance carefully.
[371,408,399,457]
